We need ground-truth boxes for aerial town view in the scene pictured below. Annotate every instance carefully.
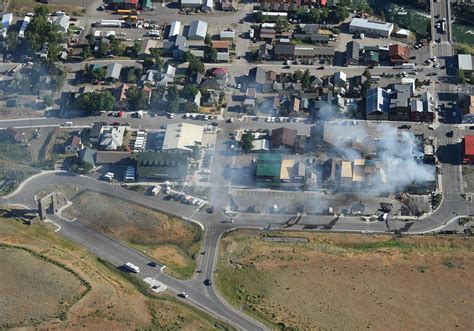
[0,0,473,329]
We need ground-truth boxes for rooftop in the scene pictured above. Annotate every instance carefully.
[465,136,474,156]
[458,54,473,71]
[162,123,203,152]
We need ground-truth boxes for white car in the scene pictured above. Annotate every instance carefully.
[237,83,241,89]
[179,292,189,298]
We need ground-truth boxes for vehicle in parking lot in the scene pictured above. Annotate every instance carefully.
[398,124,411,130]
[446,131,454,137]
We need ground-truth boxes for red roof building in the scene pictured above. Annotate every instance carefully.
[389,44,409,64]
[464,135,474,164]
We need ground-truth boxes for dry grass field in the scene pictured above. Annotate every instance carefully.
[7,0,84,16]
[0,211,231,330]
[217,230,474,330]
[0,245,88,328]
[63,191,202,278]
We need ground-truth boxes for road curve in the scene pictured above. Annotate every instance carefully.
[0,170,469,330]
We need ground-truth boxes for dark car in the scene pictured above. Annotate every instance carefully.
[163,195,172,201]
[469,126,474,130]
[206,206,214,214]
[211,122,218,126]
[148,261,157,267]
[446,131,454,137]
[204,279,212,286]
[398,124,411,130]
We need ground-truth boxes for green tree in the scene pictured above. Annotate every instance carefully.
[275,16,289,33]
[302,69,311,89]
[97,40,108,58]
[363,69,371,79]
[81,47,91,60]
[188,57,205,75]
[293,70,304,82]
[321,7,329,20]
[335,5,349,22]
[241,132,254,153]
[204,33,211,46]
[5,31,18,51]
[43,95,54,107]
[183,51,194,63]
[458,69,466,84]
[130,41,141,57]
[206,46,217,63]
[78,91,115,113]
[91,67,106,81]
[309,8,320,23]
[126,86,148,111]
[150,48,163,70]
[182,84,199,100]
[125,67,137,83]
[142,58,154,71]
[110,35,125,56]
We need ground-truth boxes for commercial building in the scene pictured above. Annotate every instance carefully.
[366,87,390,120]
[169,21,182,38]
[410,91,434,122]
[256,153,282,187]
[389,44,409,64]
[461,95,474,124]
[271,127,297,150]
[137,152,189,180]
[109,0,138,10]
[345,41,360,65]
[220,0,238,11]
[463,136,474,164]
[99,125,127,151]
[280,159,306,188]
[1,13,13,38]
[349,18,394,38]
[458,54,473,78]
[188,20,208,40]
[389,83,412,121]
[273,43,335,61]
[161,123,203,156]
[180,0,202,8]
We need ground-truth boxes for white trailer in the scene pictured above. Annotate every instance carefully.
[124,262,140,273]
[98,19,124,28]
[18,16,31,38]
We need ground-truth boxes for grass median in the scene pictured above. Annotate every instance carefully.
[63,190,202,279]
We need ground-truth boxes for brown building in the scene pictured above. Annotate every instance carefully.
[271,127,297,150]
[389,44,409,64]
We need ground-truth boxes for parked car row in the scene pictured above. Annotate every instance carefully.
[164,193,206,207]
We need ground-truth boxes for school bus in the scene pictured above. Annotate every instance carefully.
[115,9,137,15]
[122,15,138,22]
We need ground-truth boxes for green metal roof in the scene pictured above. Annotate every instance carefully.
[137,152,188,179]
[256,153,282,177]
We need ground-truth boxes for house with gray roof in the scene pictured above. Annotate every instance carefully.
[346,41,360,66]
[106,63,122,81]
[188,20,208,40]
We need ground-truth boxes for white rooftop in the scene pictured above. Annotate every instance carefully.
[458,54,473,71]
[349,18,394,32]
[162,123,203,152]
